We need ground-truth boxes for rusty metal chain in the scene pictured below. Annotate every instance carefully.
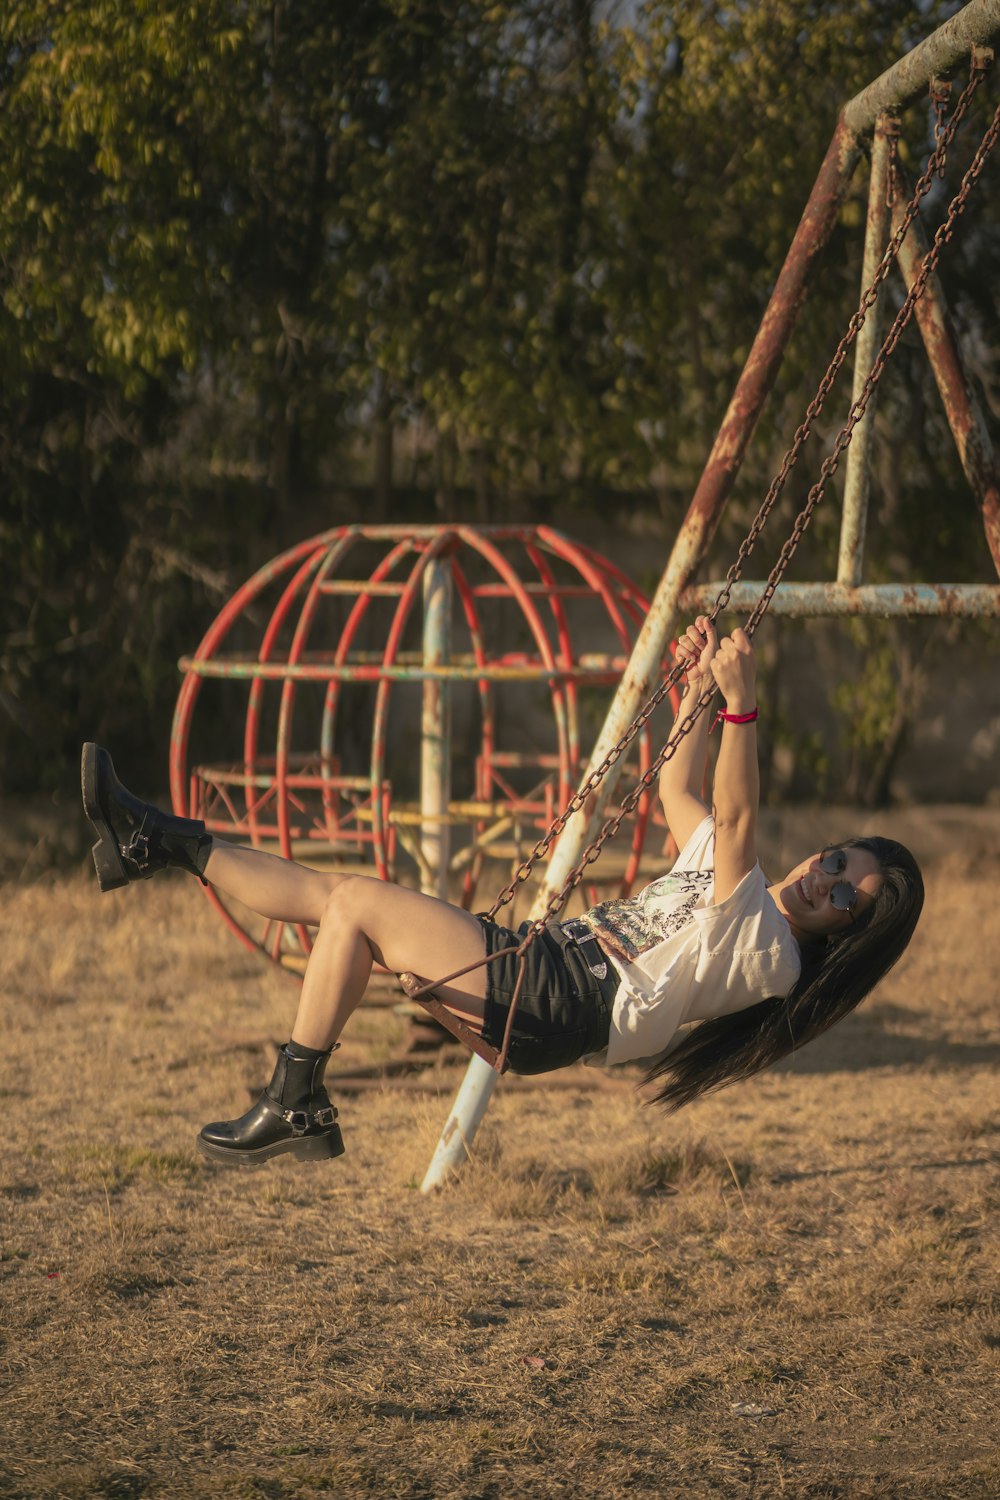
[744,91,1000,640]
[708,57,988,624]
[483,57,990,934]
[930,76,953,177]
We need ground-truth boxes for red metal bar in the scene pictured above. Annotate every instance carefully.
[531,530,662,905]
[322,536,418,876]
[275,537,353,953]
[564,538,657,634]
[244,547,327,844]
[371,533,454,882]
[449,554,496,909]
[170,531,344,815]
[450,527,574,812]
[523,541,581,770]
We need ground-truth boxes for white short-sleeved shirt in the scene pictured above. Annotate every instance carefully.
[578,815,801,1068]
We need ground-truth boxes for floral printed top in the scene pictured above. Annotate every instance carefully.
[578,816,801,1069]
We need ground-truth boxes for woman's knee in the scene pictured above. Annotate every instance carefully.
[317,873,383,931]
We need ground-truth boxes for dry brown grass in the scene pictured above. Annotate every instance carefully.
[1,828,999,1500]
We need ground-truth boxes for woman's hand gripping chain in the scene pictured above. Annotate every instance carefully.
[710,627,756,714]
[674,615,719,688]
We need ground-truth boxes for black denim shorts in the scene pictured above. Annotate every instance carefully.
[477,917,618,1075]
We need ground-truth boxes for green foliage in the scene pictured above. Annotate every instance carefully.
[0,1,996,793]
[831,624,902,759]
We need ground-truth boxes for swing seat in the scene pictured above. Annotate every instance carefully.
[396,972,507,1072]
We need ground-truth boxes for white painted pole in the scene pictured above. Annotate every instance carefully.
[420,1052,499,1188]
[420,534,702,1193]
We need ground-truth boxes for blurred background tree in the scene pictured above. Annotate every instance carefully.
[1,0,997,800]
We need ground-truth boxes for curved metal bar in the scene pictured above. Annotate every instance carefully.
[170,530,342,816]
[536,528,635,646]
[569,538,663,635]
[449,554,494,908]
[522,540,579,797]
[274,533,355,959]
[244,547,327,846]
[321,536,416,877]
[450,527,572,825]
[320,534,412,757]
[533,531,667,905]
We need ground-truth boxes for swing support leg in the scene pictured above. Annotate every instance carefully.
[890,167,1000,577]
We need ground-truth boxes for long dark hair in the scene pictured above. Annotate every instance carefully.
[645,836,924,1111]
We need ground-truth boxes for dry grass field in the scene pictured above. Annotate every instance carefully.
[2,808,999,1500]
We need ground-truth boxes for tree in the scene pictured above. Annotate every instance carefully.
[1,0,996,796]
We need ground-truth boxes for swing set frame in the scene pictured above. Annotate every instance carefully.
[418,0,1000,1190]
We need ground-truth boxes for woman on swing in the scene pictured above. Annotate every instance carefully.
[82,617,923,1166]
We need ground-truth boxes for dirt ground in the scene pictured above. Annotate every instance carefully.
[1,806,999,1500]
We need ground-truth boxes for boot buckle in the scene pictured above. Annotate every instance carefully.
[281,1108,310,1135]
[123,830,151,870]
[313,1106,338,1128]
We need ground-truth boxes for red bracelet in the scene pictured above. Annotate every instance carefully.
[711,707,759,732]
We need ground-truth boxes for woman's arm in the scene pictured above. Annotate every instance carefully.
[658,617,717,851]
[709,629,759,903]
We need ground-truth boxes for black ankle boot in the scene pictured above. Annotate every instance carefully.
[81,742,213,891]
[197,1043,345,1166]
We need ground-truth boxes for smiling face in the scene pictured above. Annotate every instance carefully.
[768,845,883,944]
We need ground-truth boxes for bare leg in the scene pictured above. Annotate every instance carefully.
[203,839,342,925]
[202,847,489,1042]
[195,871,490,1163]
[289,875,489,1049]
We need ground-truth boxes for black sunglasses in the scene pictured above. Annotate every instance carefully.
[819,849,859,921]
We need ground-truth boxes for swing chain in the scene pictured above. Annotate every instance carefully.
[484,54,991,931]
[930,76,952,177]
[748,89,1000,637]
[711,56,988,626]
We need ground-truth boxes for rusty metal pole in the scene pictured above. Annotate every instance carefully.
[841,1,1000,135]
[676,0,1000,580]
[682,121,862,570]
[679,581,1000,617]
[421,0,1000,1189]
[420,557,453,898]
[890,170,1000,577]
[838,116,894,585]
